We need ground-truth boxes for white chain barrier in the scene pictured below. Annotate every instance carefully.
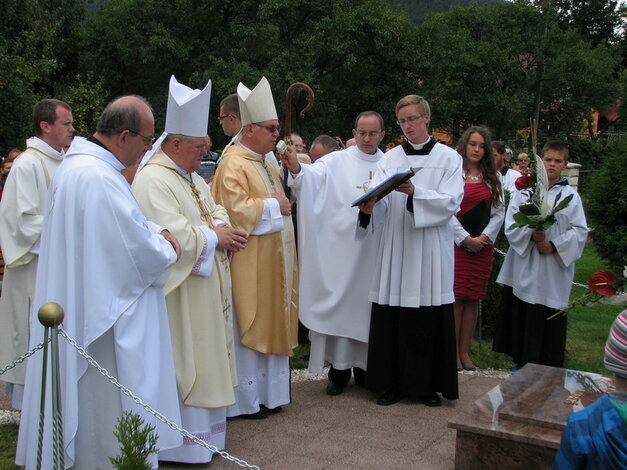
[58,328,261,470]
[0,340,49,376]
[0,332,260,469]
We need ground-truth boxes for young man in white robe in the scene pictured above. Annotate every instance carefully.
[212,77,298,419]
[358,95,463,407]
[280,111,385,396]
[133,76,246,463]
[0,99,74,409]
[493,141,588,369]
[15,95,183,469]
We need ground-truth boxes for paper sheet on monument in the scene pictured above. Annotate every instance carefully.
[351,168,415,207]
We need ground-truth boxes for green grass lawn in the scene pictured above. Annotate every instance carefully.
[0,424,19,469]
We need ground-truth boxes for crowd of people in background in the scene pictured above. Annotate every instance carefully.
[0,79,624,469]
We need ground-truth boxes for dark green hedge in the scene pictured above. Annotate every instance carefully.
[583,140,627,275]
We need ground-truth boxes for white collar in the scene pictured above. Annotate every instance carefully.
[407,136,431,150]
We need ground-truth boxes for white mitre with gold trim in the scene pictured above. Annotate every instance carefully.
[237,76,277,125]
[139,75,212,170]
[165,75,212,137]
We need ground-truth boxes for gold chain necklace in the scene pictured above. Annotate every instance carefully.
[173,169,213,226]
[258,157,277,189]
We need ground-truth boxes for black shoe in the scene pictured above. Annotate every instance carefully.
[419,393,442,407]
[239,408,269,419]
[376,390,404,406]
[260,404,282,414]
[326,380,346,396]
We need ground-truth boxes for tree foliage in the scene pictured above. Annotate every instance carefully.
[554,0,626,46]
[414,1,620,140]
[584,141,627,275]
[0,0,625,155]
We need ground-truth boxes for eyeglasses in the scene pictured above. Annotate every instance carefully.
[356,130,381,138]
[129,129,156,144]
[253,123,281,134]
[218,115,230,123]
[396,115,423,125]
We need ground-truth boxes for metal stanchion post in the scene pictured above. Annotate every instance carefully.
[36,302,65,470]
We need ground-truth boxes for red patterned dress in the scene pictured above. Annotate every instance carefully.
[454,182,495,299]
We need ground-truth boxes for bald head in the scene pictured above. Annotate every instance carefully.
[94,95,155,167]
[96,95,152,137]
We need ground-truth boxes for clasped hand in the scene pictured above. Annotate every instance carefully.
[214,225,248,252]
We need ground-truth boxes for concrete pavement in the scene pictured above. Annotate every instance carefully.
[2,372,505,470]
[161,373,505,470]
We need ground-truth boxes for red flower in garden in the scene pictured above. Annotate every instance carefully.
[587,270,618,297]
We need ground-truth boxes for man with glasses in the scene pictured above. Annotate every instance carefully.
[212,77,298,419]
[0,98,74,409]
[133,76,246,463]
[218,93,281,170]
[358,95,463,407]
[16,95,183,468]
[280,111,385,396]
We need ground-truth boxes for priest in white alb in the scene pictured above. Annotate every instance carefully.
[133,76,246,463]
[16,95,183,469]
[281,111,385,396]
[212,77,298,419]
[358,95,463,407]
[0,99,74,409]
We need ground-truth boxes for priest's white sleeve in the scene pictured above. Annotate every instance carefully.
[142,220,177,287]
[250,198,284,235]
[191,225,218,276]
[547,191,587,268]
[410,165,464,228]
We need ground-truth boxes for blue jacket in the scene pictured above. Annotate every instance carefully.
[553,393,627,469]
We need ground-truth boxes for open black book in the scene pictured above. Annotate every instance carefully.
[351,168,415,207]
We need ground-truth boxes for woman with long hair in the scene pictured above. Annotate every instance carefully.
[453,126,504,371]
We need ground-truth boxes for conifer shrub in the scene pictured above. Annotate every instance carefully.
[583,141,627,275]
[109,411,158,470]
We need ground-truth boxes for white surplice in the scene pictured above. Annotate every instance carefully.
[15,137,182,469]
[0,137,63,408]
[362,140,464,308]
[288,146,383,372]
[497,180,588,309]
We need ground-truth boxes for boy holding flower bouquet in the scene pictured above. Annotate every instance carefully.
[493,141,588,368]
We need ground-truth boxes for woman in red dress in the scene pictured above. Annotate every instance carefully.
[453,126,504,371]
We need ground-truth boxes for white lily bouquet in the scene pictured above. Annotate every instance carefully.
[508,151,573,230]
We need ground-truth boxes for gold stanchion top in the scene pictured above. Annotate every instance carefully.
[38,302,64,327]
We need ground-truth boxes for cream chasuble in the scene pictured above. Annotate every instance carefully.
[0,137,63,388]
[133,149,236,408]
[212,145,298,356]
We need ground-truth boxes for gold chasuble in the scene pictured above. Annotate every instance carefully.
[133,149,236,409]
[212,145,298,356]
